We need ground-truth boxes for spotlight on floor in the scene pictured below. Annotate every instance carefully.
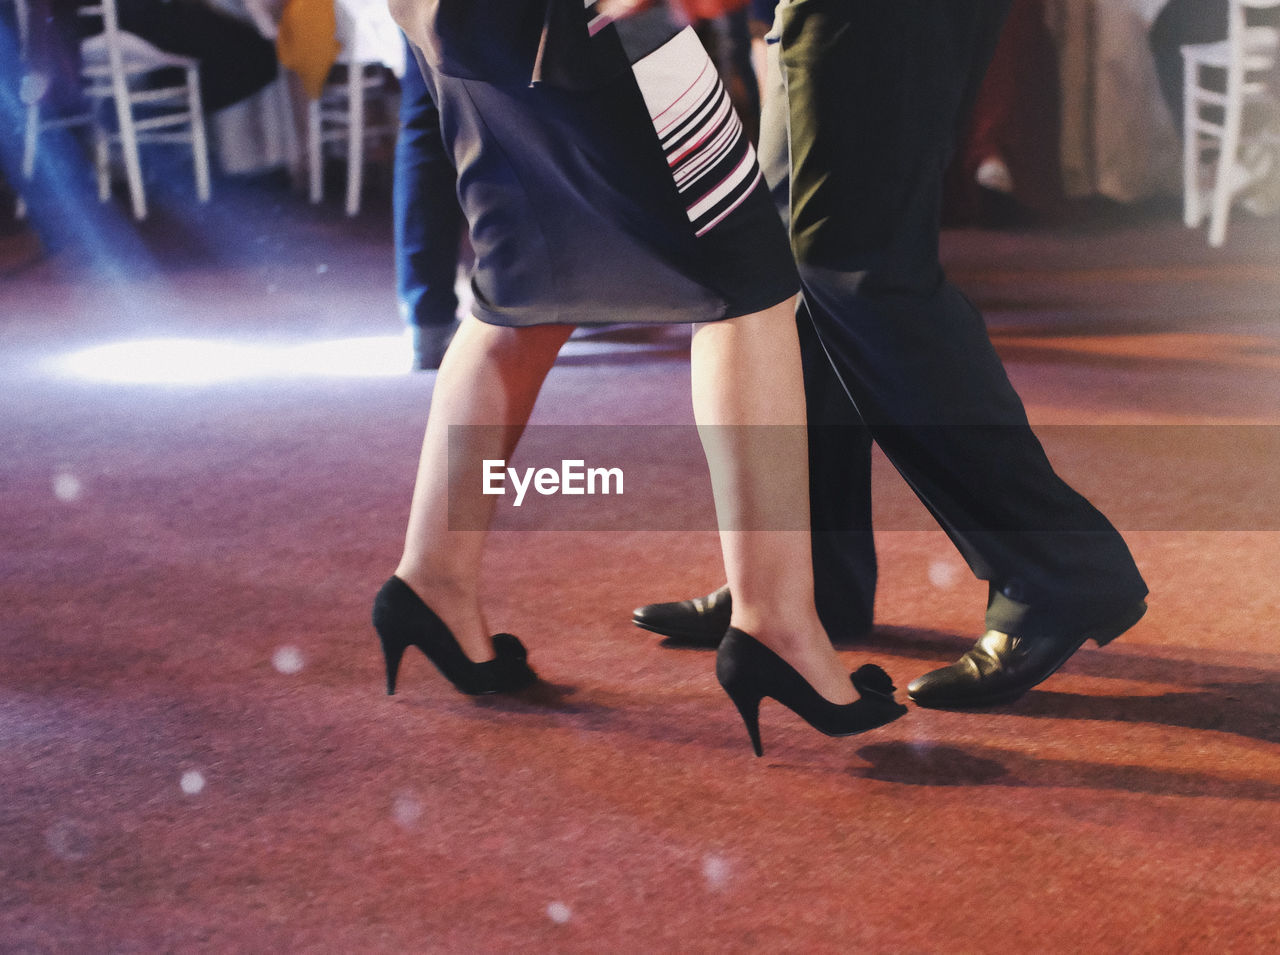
[56,336,410,384]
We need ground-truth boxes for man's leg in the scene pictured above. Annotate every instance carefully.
[775,0,1147,705]
[762,24,877,640]
[632,23,878,646]
[797,300,877,641]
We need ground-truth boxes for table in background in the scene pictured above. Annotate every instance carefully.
[204,0,404,179]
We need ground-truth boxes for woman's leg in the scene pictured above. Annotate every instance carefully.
[394,316,574,661]
[691,298,855,704]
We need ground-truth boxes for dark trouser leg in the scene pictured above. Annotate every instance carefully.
[799,303,877,637]
[758,22,877,637]
[775,0,1147,637]
[395,37,464,334]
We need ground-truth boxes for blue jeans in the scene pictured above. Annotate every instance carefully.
[394,36,464,330]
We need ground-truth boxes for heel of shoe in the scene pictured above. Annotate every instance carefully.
[726,685,765,757]
[372,576,538,696]
[716,630,766,756]
[718,628,905,754]
[379,632,407,695]
[372,577,413,695]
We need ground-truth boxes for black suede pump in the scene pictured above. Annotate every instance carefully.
[715,627,907,756]
[372,576,537,696]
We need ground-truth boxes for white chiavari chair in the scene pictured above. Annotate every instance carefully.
[1182,0,1280,246]
[77,0,212,219]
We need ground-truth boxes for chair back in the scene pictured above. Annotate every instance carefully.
[1230,0,1280,77]
[1182,0,1280,246]
[78,0,196,73]
[77,0,119,48]
[73,0,212,219]
[78,0,129,88]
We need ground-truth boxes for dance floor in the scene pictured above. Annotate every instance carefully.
[2,184,1278,952]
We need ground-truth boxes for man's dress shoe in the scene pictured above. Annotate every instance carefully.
[632,585,732,647]
[907,599,1147,708]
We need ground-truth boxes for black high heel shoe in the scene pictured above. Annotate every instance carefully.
[372,576,537,696]
[715,628,906,756]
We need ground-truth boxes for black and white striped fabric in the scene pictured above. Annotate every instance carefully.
[631,28,761,237]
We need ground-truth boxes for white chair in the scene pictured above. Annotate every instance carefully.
[77,0,212,220]
[1182,0,1280,247]
[8,0,94,219]
[306,0,403,216]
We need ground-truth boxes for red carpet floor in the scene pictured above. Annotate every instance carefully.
[2,187,1278,952]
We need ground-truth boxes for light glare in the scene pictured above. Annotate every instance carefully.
[392,791,424,829]
[702,853,731,889]
[272,646,305,675]
[928,560,962,590]
[57,336,410,384]
[52,472,83,502]
[45,820,92,861]
[180,770,206,795]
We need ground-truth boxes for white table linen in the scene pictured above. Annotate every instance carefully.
[205,0,403,176]
[1045,0,1181,201]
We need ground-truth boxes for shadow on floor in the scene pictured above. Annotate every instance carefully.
[1010,682,1280,746]
[853,738,1280,801]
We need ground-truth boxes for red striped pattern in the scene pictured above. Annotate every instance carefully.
[631,28,761,237]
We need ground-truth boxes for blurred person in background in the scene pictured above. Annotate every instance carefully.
[393,32,465,371]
